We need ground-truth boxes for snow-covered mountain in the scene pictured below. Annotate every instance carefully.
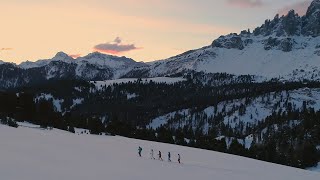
[0,123,319,180]
[0,52,146,88]
[19,51,145,79]
[1,0,320,88]
[126,0,320,81]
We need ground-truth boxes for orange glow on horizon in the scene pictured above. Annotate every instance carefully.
[68,54,82,59]
[0,0,237,63]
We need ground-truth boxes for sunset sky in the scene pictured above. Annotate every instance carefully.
[0,0,313,64]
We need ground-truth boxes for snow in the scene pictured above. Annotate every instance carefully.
[146,35,320,81]
[0,124,319,180]
[92,77,186,90]
[74,87,82,92]
[35,93,64,112]
[79,52,126,68]
[7,34,320,82]
[74,128,90,135]
[17,121,41,129]
[18,52,74,69]
[70,98,84,109]
[216,135,253,149]
[148,109,189,129]
[19,60,51,69]
[17,51,144,79]
[308,163,320,173]
[149,88,320,134]
[127,93,138,100]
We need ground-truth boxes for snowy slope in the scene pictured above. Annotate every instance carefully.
[127,1,320,81]
[308,163,320,172]
[19,52,74,69]
[149,88,320,131]
[141,35,320,81]
[35,93,65,112]
[148,87,320,149]
[0,124,319,180]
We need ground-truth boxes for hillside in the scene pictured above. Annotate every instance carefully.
[0,123,319,180]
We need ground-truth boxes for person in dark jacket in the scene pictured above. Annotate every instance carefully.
[138,146,142,157]
[150,149,155,159]
[158,151,163,161]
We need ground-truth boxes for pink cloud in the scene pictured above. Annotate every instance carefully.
[94,37,142,55]
[278,0,311,16]
[227,0,264,8]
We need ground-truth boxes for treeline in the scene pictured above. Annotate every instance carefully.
[0,77,319,169]
[85,77,320,127]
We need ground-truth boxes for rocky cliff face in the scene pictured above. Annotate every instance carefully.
[254,0,320,37]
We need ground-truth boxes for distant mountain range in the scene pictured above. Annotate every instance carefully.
[1,0,320,88]
[0,52,145,88]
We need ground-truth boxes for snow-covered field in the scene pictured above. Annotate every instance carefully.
[0,124,319,180]
[308,163,320,173]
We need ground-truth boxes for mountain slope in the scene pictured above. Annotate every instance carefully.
[148,87,320,148]
[127,0,320,81]
[1,1,320,88]
[0,123,319,180]
[0,52,146,89]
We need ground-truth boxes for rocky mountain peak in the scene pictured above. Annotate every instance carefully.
[83,51,109,60]
[52,51,73,61]
[302,0,320,36]
[251,0,320,37]
[306,0,320,17]
[81,51,138,65]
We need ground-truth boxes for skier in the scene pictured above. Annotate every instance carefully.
[138,146,142,157]
[168,152,171,162]
[158,151,163,161]
[150,149,155,159]
[178,154,181,164]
